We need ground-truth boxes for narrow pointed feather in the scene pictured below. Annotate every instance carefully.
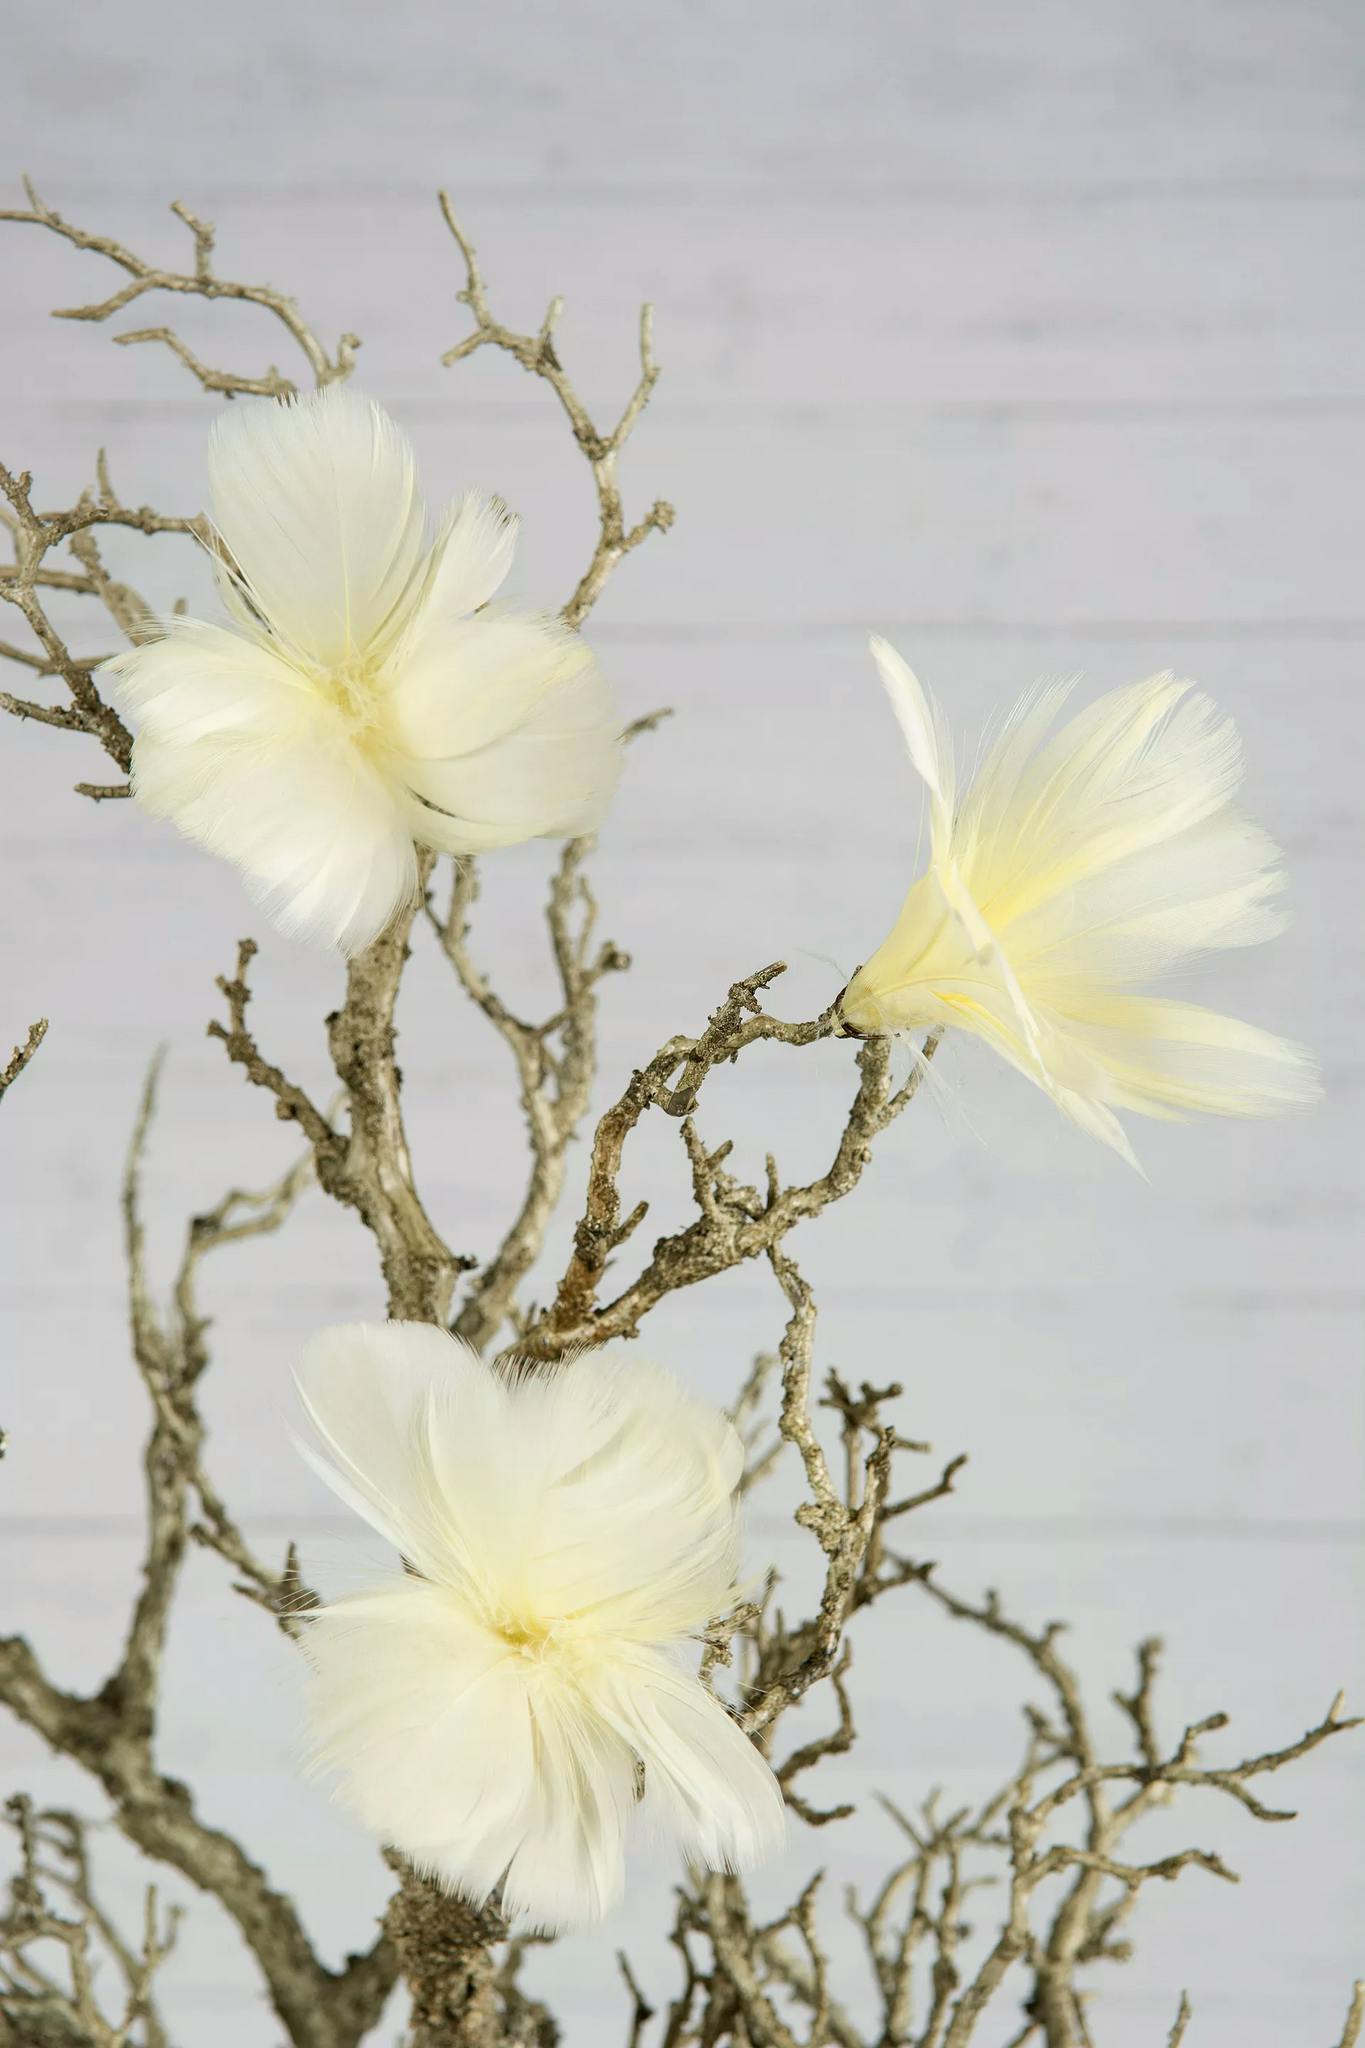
[868,634,942,794]
[1054,994,1319,1119]
[868,633,953,832]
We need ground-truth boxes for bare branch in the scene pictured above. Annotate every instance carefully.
[618,1950,656,2048]
[0,456,203,774]
[2,181,358,393]
[439,193,673,626]
[0,1019,46,1103]
[380,1860,506,2048]
[524,964,939,1354]
[207,938,340,1153]
[739,1251,899,1740]
[210,902,474,1325]
[0,1798,180,2048]
[433,842,629,1352]
[0,1066,395,2047]
[903,1569,1361,2047]
[777,1653,857,1826]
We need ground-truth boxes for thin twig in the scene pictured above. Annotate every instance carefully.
[439,192,673,626]
[0,1019,46,1102]
[2,181,358,393]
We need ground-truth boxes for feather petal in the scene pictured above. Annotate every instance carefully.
[301,1585,545,1884]
[386,607,623,852]
[307,1590,634,1932]
[1041,992,1319,1121]
[294,1323,501,1576]
[505,1349,744,1639]
[208,385,427,670]
[105,616,314,744]
[130,717,416,954]
[592,1648,787,1872]
[401,489,519,630]
[869,634,945,802]
[489,1682,636,1931]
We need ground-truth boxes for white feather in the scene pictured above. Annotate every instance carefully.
[387,606,623,852]
[868,634,944,800]
[595,1647,788,1870]
[294,1323,785,1933]
[400,487,520,629]
[294,1322,497,1574]
[129,712,418,954]
[207,384,427,670]
[104,388,624,954]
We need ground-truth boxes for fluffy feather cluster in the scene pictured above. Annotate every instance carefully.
[105,387,621,953]
[294,1322,786,1932]
[838,638,1317,1167]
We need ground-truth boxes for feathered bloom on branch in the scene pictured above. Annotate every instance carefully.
[838,638,1317,1167]
[104,387,622,953]
[293,1322,786,1932]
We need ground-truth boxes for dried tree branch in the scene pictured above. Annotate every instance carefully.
[439,193,673,628]
[1163,1992,1192,2047]
[632,1268,1358,2048]
[209,905,472,1325]
[0,1065,395,2047]
[0,1019,46,1103]
[0,1798,179,2048]
[739,1250,900,1740]
[652,1610,1360,2048]
[1,181,358,395]
[900,1571,1361,2048]
[430,841,629,1352]
[0,184,357,799]
[618,1950,657,2048]
[523,967,939,1355]
[0,454,205,779]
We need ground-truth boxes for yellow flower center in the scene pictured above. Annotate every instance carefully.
[319,654,388,750]
[496,1611,589,1671]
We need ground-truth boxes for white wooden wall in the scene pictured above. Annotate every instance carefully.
[2,3,1361,2041]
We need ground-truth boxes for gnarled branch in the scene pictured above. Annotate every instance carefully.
[1,181,358,395]
[0,1065,395,2047]
[439,193,673,628]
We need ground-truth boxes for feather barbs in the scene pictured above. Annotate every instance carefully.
[104,386,624,953]
[292,1322,785,1932]
[840,639,1318,1165]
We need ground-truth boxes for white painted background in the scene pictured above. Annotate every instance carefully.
[2,3,1361,2042]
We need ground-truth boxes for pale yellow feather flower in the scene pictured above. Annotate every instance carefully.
[103,387,622,954]
[294,1323,786,1933]
[837,638,1318,1168]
